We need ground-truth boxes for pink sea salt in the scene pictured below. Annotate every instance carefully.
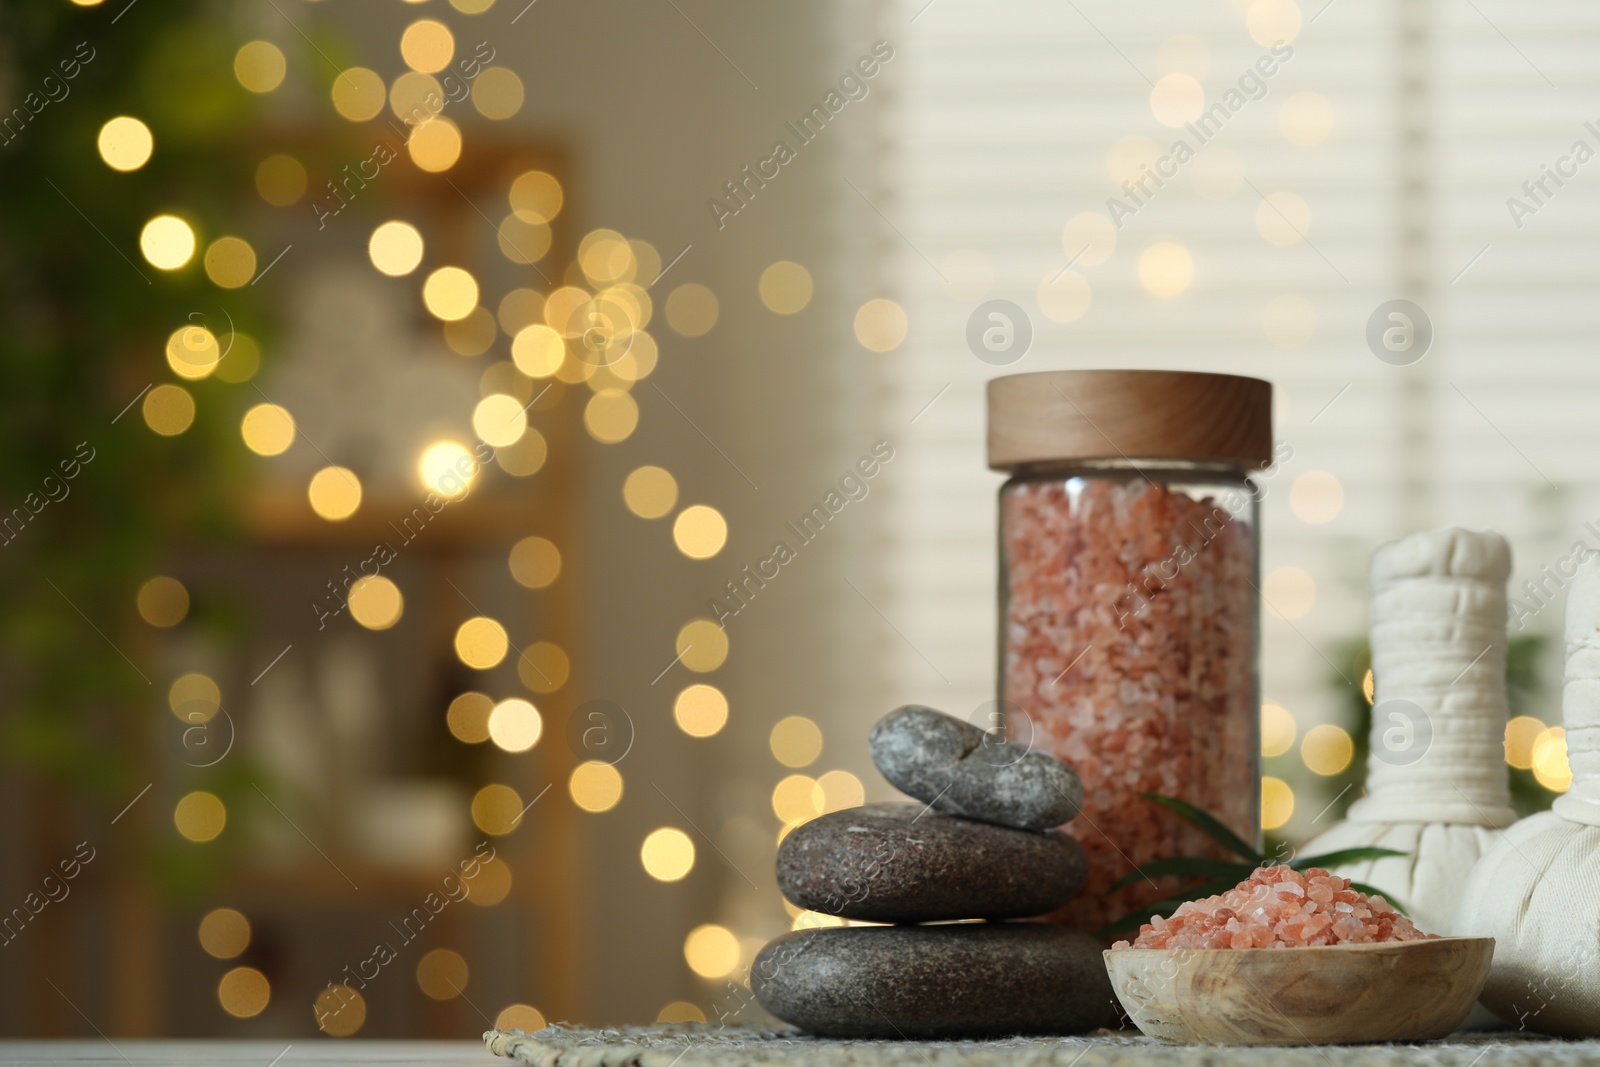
[1002,477,1256,932]
[1112,865,1437,950]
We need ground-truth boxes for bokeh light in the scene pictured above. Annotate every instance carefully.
[817,769,865,813]
[241,403,295,456]
[1264,566,1316,619]
[512,324,565,378]
[672,505,727,560]
[216,332,261,384]
[456,616,509,670]
[332,67,386,122]
[256,154,307,205]
[1289,470,1343,524]
[509,536,561,589]
[174,791,226,842]
[640,827,695,881]
[509,170,563,223]
[423,266,479,321]
[1261,776,1294,830]
[169,673,221,723]
[466,858,512,907]
[419,440,477,497]
[474,394,528,448]
[1248,0,1303,48]
[472,784,525,836]
[140,215,196,270]
[853,298,907,352]
[199,908,250,959]
[348,576,403,630]
[204,237,256,288]
[166,326,220,380]
[1036,271,1091,324]
[1280,90,1334,146]
[1301,723,1354,776]
[1505,715,1545,770]
[473,67,525,119]
[447,308,497,356]
[584,390,638,443]
[1150,72,1204,127]
[447,692,494,744]
[674,684,728,738]
[624,466,678,519]
[488,698,542,752]
[97,116,152,171]
[137,576,189,628]
[314,986,367,1037]
[769,716,823,768]
[570,761,624,813]
[1533,727,1572,792]
[1256,191,1311,246]
[772,774,823,823]
[401,19,455,74]
[234,40,286,93]
[143,385,195,436]
[1062,212,1116,267]
[408,117,463,173]
[759,261,813,314]
[416,948,468,1000]
[1137,241,1193,298]
[370,221,425,276]
[218,967,270,1018]
[1260,703,1296,758]
[683,924,739,979]
[495,1005,546,1032]
[308,467,362,521]
[517,641,569,694]
[676,619,728,673]
[657,1002,706,1024]
[664,283,718,337]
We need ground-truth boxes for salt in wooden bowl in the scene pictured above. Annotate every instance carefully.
[1104,937,1495,1045]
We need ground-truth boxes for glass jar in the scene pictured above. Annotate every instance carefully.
[988,370,1271,936]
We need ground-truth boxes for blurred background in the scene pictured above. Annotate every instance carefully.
[0,0,1591,1041]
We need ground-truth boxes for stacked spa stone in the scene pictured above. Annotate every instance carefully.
[751,705,1120,1039]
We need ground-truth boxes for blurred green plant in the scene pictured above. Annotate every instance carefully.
[1098,793,1407,938]
[0,0,276,896]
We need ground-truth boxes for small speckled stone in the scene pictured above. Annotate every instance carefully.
[869,704,1083,830]
[752,923,1120,1038]
[776,803,1086,922]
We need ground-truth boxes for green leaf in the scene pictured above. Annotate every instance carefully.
[1349,882,1409,916]
[1106,856,1255,894]
[1290,847,1408,871]
[1096,877,1241,939]
[1140,793,1262,863]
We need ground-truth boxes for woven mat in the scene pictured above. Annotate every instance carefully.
[483,1024,1600,1066]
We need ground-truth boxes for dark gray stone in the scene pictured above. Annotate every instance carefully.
[869,704,1082,831]
[776,803,1086,922]
[751,923,1121,1038]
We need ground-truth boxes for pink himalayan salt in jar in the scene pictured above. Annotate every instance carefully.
[987,370,1275,936]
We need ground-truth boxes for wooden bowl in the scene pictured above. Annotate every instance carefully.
[1104,937,1494,1046]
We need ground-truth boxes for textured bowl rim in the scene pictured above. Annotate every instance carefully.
[1103,934,1494,960]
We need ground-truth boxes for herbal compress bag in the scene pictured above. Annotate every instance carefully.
[1300,528,1516,937]
[1456,551,1600,1035]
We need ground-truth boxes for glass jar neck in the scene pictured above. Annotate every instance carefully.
[1005,457,1251,480]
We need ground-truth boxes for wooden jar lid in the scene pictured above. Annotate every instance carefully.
[986,370,1273,471]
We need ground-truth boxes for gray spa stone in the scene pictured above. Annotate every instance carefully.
[776,802,1086,922]
[869,704,1083,831]
[751,923,1121,1038]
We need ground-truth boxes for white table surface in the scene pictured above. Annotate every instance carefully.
[0,1042,496,1066]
